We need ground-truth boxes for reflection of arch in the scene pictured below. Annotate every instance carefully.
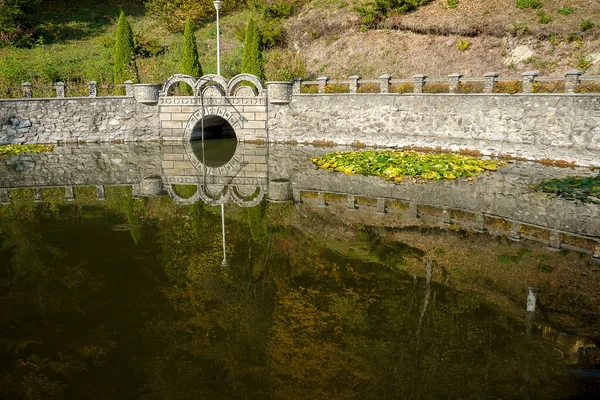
[194,74,229,97]
[166,183,266,207]
[162,74,197,96]
[227,73,266,96]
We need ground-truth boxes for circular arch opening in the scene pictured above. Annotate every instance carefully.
[190,115,237,168]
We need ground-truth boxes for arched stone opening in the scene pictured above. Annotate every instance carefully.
[190,115,237,168]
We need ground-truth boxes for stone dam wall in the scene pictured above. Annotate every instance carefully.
[268,93,600,166]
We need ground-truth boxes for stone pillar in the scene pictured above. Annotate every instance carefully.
[593,242,600,261]
[564,69,583,93]
[64,186,74,202]
[317,76,329,93]
[376,198,386,215]
[0,189,8,205]
[413,74,427,93]
[509,222,522,241]
[442,209,452,224]
[292,78,302,95]
[474,214,486,232]
[379,75,392,93]
[316,192,327,207]
[55,82,65,98]
[448,73,463,93]
[34,188,43,203]
[409,202,419,218]
[96,186,105,201]
[483,72,500,93]
[522,70,539,93]
[22,82,32,98]
[89,81,98,97]
[347,195,357,210]
[548,231,561,251]
[349,75,361,93]
[124,80,134,96]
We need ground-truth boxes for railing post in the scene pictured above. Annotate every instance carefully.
[413,74,427,93]
[379,74,392,93]
[55,82,65,98]
[564,69,583,93]
[89,81,98,97]
[22,82,32,98]
[292,78,302,95]
[124,80,134,96]
[317,76,329,93]
[448,73,463,93]
[349,75,361,93]
[522,70,539,93]
[483,72,500,93]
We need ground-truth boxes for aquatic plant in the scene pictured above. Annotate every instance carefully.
[311,150,503,182]
[531,174,600,204]
[0,144,55,157]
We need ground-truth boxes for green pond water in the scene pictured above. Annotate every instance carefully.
[0,141,599,399]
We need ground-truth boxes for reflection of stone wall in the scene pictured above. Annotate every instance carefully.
[268,145,600,238]
[268,94,600,166]
[0,98,160,144]
[0,143,162,188]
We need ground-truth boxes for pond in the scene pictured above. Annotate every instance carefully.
[0,141,599,399]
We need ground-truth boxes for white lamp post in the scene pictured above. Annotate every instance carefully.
[213,0,222,76]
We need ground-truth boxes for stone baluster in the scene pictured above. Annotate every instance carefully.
[593,242,600,261]
[96,186,105,201]
[379,74,392,93]
[548,231,561,251]
[65,186,74,202]
[509,222,522,241]
[89,81,98,97]
[292,78,302,95]
[317,76,329,93]
[22,82,32,98]
[448,73,463,93]
[442,209,452,224]
[124,80,134,96]
[564,69,583,93]
[409,202,419,218]
[316,192,327,207]
[474,214,486,232]
[0,189,9,205]
[376,198,386,214]
[347,194,357,210]
[522,70,539,93]
[55,82,65,98]
[34,188,43,203]
[483,72,500,93]
[413,74,427,93]
[349,75,361,93]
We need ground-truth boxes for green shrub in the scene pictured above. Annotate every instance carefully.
[493,80,523,94]
[0,0,40,48]
[356,83,380,93]
[241,17,264,79]
[456,38,470,51]
[532,81,565,93]
[264,48,306,81]
[181,18,202,94]
[574,82,600,93]
[354,0,433,28]
[445,0,459,9]
[390,82,415,93]
[423,82,450,93]
[577,55,592,71]
[300,84,319,93]
[113,11,138,84]
[323,83,349,93]
[515,0,542,9]
[557,6,574,15]
[537,10,552,24]
[580,19,594,31]
[455,82,484,93]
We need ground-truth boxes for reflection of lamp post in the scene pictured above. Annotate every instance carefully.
[213,0,222,76]
[221,203,228,266]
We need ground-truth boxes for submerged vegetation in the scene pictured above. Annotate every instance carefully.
[531,174,600,204]
[0,144,55,157]
[311,150,503,182]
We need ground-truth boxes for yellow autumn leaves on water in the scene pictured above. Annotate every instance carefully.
[0,144,55,157]
[311,150,503,183]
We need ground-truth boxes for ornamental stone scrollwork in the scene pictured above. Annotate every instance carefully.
[227,74,266,97]
[161,74,197,96]
[195,74,229,97]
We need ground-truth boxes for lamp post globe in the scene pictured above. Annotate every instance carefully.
[213,1,222,76]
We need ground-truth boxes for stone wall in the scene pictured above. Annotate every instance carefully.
[268,93,600,166]
[0,97,160,144]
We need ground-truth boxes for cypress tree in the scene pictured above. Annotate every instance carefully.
[241,17,263,79]
[113,11,139,84]
[181,18,202,94]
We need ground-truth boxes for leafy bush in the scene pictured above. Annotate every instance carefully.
[241,17,264,79]
[577,55,592,71]
[557,6,574,15]
[356,83,380,93]
[493,80,523,94]
[456,38,470,51]
[515,0,542,9]
[113,12,139,84]
[146,0,247,32]
[354,0,433,28]
[323,83,349,93]
[445,0,459,9]
[181,18,202,93]
[0,0,40,48]
[531,175,600,204]
[300,84,319,93]
[455,82,484,93]
[264,48,306,81]
[390,82,414,93]
[580,19,594,32]
[531,81,564,93]
[574,82,600,93]
[423,82,450,93]
[537,10,552,24]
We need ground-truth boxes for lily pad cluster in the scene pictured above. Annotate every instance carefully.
[531,174,600,204]
[310,150,502,182]
[0,144,55,157]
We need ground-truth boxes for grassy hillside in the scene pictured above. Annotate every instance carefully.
[0,0,598,96]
